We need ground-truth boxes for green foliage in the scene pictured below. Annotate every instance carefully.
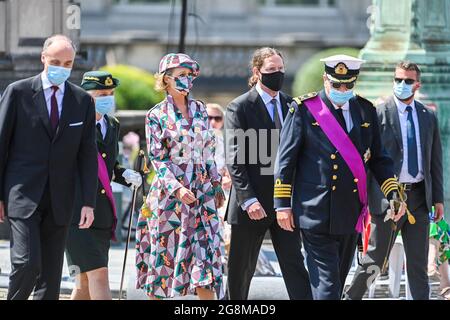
[292,47,361,97]
[100,64,165,110]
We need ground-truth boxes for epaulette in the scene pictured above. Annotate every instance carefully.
[291,92,318,113]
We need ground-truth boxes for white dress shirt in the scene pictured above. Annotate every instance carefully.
[331,100,353,132]
[394,96,424,183]
[41,72,65,118]
[96,116,107,140]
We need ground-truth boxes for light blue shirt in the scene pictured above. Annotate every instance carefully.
[255,82,284,124]
[394,96,424,183]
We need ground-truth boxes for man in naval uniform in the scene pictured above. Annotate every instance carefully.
[273,55,406,300]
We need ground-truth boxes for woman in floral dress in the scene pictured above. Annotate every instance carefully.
[135,53,226,300]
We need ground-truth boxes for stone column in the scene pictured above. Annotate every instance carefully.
[357,0,450,218]
[0,0,90,91]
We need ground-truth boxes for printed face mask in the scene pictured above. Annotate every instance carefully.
[172,75,194,93]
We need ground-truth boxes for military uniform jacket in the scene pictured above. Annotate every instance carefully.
[71,115,130,229]
[274,90,396,235]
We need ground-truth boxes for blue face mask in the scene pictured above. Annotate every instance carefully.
[47,65,72,86]
[393,81,414,100]
[328,88,354,106]
[95,95,115,115]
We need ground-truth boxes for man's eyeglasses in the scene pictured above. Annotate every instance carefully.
[330,81,355,90]
[394,78,416,85]
[208,116,223,121]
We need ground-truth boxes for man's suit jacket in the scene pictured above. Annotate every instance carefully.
[368,95,443,216]
[0,74,98,226]
[225,87,289,227]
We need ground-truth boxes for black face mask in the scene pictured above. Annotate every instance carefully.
[261,71,285,91]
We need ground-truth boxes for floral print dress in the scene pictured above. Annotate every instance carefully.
[136,95,224,299]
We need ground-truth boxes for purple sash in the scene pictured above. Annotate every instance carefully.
[97,153,117,241]
[302,96,368,233]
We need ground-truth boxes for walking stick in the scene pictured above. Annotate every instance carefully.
[119,150,145,300]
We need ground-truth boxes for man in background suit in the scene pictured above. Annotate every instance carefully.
[344,61,443,300]
[225,47,311,300]
[0,34,98,300]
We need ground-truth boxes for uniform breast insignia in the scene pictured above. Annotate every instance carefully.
[361,122,370,128]
[312,122,320,126]
[363,148,371,163]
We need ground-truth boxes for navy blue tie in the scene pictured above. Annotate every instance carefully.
[406,106,419,177]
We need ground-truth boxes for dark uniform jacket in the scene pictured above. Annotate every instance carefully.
[368,96,443,216]
[71,115,129,229]
[225,87,290,228]
[274,90,397,235]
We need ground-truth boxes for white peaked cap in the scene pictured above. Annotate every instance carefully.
[320,54,366,70]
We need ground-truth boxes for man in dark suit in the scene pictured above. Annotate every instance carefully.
[225,47,311,300]
[0,34,98,300]
[344,61,443,300]
[274,55,405,300]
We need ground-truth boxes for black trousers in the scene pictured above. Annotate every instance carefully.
[226,221,312,300]
[301,229,358,300]
[345,185,430,300]
[7,187,69,300]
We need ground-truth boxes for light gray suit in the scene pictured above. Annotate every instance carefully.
[345,95,443,300]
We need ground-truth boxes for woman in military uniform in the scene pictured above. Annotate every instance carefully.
[65,71,142,300]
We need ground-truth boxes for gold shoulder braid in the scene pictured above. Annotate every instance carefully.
[381,176,415,225]
[292,92,318,113]
[397,183,416,225]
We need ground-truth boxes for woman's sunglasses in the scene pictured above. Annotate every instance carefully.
[394,78,416,85]
[330,81,355,90]
[208,115,223,121]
